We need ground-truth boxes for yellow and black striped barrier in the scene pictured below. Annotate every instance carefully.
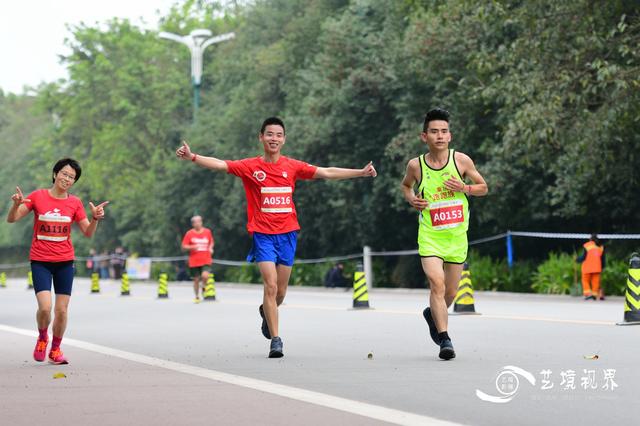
[203,274,216,301]
[90,272,100,293]
[617,254,640,326]
[452,263,480,315]
[121,273,130,296]
[0,272,6,288]
[352,264,370,309]
[27,271,33,290]
[158,273,169,298]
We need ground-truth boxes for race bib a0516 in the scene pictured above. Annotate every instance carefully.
[261,187,293,213]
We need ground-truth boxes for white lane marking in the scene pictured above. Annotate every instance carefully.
[0,324,463,426]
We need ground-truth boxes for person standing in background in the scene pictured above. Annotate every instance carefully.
[86,248,97,277]
[324,263,347,288]
[576,233,606,301]
[181,215,214,303]
[110,246,126,279]
[99,250,110,279]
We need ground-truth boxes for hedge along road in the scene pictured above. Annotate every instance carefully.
[0,278,636,426]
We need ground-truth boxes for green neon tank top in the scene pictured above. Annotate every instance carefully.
[416,149,469,236]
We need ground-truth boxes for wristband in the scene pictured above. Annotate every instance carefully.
[92,216,100,221]
[191,154,197,162]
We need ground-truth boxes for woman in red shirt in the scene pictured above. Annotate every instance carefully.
[6,158,108,364]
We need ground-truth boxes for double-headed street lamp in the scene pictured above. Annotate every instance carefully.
[159,29,235,116]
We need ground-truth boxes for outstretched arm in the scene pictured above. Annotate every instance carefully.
[313,161,377,180]
[176,141,228,172]
[6,186,31,223]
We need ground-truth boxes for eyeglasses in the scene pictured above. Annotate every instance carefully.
[58,171,76,181]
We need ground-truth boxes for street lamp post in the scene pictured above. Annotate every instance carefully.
[159,29,235,117]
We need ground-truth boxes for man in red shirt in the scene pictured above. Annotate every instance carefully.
[181,215,214,303]
[176,117,376,358]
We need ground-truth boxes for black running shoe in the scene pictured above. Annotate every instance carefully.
[258,305,271,339]
[439,339,456,360]
[422,307,441,345]
[269,337,284,358]
[584,295,596,301]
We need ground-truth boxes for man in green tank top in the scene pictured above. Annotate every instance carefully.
[401,108,488,360]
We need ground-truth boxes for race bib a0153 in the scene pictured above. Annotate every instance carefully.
[428,200,464,230]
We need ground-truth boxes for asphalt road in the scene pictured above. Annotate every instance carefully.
[1,277,638,425]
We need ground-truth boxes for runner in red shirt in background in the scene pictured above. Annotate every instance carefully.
[6,158,108,365]
[176,117,377,358]
[181,215,214,303]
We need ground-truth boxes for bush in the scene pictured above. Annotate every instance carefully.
[212,261,358,286]
[185,252,634,295]
[223,264,261,284]
[502,261,536,293]
[601,258,630,296]
[290,263,327,286]
[467,254,504,291]
[389,256,425,288]
[532,252,576,295]
[466,251,535,293]
[291,262,359,287]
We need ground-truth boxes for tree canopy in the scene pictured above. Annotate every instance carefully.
[1,0,638,270]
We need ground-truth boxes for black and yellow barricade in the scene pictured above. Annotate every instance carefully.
[616,253,640,326]
[120,273,130,296]
[352,263,370,309]
[157,273,169,298]
[90,272,100,293]
[0,272,6,288]
[452,263,480,315]
[203,274,216,301]
[27,271,34,290]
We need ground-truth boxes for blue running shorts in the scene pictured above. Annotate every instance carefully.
[247,231,298,266]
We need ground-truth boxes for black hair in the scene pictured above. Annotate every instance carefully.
[260,116,285,135]
[590,233,602,246]
[423,108,450,131]
[52,158,81,183]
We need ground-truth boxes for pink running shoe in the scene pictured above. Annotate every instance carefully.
[48,347,69,365]
[33,339,48,362]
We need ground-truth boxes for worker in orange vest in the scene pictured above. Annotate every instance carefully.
[576,234,606,300]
